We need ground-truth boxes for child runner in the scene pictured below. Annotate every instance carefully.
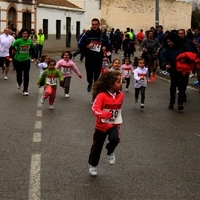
[37,59,64,110]
[121,57,134,91]
[88,70,124,176]
[100,51,110,75]
[36,54,49,77]
[134,57,148,109]
[56,51,82,98]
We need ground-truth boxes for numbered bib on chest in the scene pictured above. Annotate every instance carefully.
[91,41,101,52]
[124,69,131,76]
[46,76,57,86]
[61,66,71,74]
[101,108,122,124]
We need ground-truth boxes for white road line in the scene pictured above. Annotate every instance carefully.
[157,76,199,91]
[36,110,43,117]
[33,132,41,143]
[37,88,44,107]
[34,121,42,130]
[28,154,41,200]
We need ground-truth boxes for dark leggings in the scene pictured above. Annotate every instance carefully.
[14,59,31,92]
[85,58,102,88]
[125,78,130,89]
[88,126,120,167]
[135,86,146,103]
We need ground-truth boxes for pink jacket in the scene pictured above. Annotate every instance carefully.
[56,59,81,78]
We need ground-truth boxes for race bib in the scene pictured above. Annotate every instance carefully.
[90,41,101,52]
[124,70,130,76]
[61,66,70,74]
[46,77,57,86]
[20,45,30,53]
[101,108,122,124]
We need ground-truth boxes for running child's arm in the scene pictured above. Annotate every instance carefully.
[92,94,112,119]
[71,62,82,78]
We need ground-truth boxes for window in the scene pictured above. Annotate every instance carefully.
[43,19,48,39]
[56,20,61,39]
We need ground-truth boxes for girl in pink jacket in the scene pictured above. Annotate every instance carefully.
[56,51,82,98]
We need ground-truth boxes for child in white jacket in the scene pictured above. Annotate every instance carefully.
[134,57,148,108]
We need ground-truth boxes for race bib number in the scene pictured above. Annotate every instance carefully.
[46,77,57,86]
[20,45,30,53]
[90,41,101,52]
[124,70,130,76]
[101,108,122,124]
[61,66,70,74]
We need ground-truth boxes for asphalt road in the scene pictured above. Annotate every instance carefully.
[0,52,200,200]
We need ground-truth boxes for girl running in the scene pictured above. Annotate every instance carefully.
[88,70,124,176]
[134,57,148,108]
[37,59,63,110]
[56,51,82,98]
[36,54,49,77]
[121,57,134,91]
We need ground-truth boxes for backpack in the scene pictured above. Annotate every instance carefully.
[128,39,135,51]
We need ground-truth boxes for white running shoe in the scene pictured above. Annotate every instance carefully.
[125,88,129,92]
[141,103,145,108]
[108,153,116,165]
[4,76,8,80]
[17,83,21,89]
[49,105,54,110]
[23,92,29,96]
[40,96,44,104]
[64,94,69,98]
[89,166,97,176]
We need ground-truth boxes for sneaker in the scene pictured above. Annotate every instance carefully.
[4,76,8,80]
[168,104,174,109]
[135,98,138,103]
[64,94,69,98]
[23,92,29,96]
[49,105,54,110]
[147,78,151,83]
[125,88,129,92]
[17,83,21,89]
[40,96,44,104]
[141,103,145,108]
[108,153,116,165]
[178,104,184,111]
[89,166,97,176]
[87,85,91,92]
[189,74,194,78]
[152,74,156,80]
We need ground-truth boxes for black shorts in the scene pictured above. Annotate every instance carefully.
[0,57,10,67]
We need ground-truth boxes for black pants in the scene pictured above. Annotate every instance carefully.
[85,58,102,88]
[73,48,84,60]
[36,44,43,59]
[125,78,130,89]
[135,86,146,103]
[88,126,120,167]
[60,76,71,94]
[170,72,189,105]
[15,59,31,92]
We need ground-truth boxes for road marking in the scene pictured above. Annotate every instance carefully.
[33,132,41,143]
[37,88,44,107]
[157,76,199,91]
[34,121,42,130]
[36,110,43,117]
[195,134,200,137]
[28,154,41,200]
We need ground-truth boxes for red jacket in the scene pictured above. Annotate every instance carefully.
[176,52,197,75]
[92,91,124,132]
[195,57,200,69]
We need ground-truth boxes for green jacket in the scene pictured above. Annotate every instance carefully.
[37,68,64,88]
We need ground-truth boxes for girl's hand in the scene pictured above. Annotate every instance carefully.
[166,65,171,69]
[100,112,112,119]
[78,74,82,79]
[87,43,94,49]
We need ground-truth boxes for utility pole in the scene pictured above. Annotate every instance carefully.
[155,0,159,28]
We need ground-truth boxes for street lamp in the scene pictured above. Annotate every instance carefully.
[155,0,159,27]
